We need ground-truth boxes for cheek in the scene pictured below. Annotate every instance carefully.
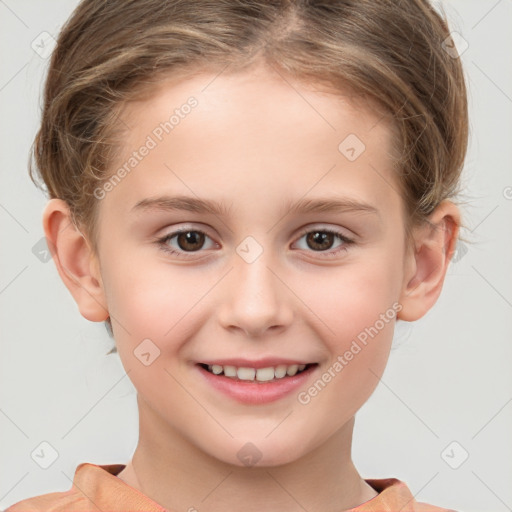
[104,257,203,411]
[295,252,401,411]
[305,251,401,345]
[103,250,207,340]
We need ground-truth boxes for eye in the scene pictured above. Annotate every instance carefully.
[155,225,355,259]
[293,226,355,257]
[156,228,216,257]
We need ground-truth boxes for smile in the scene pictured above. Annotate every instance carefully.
[199,363,313,382]
[196,360,319,404]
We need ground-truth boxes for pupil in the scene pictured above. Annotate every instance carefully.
[178,231,204,251]
[308,231,333,251]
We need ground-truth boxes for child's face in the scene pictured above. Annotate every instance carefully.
[90,63,412,466]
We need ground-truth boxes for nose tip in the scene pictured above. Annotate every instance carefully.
[216,255,294,338]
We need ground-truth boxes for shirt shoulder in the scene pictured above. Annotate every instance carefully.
[3,463,167,512]
[350,478,458,512]
[4,489,93,512]
[4,467,457,512]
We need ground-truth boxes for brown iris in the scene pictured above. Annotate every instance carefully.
[306,231,335,251]
[176,231,205,252]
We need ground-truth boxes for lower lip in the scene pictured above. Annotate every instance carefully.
[196,364,317,405]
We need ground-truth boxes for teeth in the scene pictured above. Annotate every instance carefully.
[237,367,256,380]
[255,367,275,382]
[274,365,287,378]
[211,364,223,375]
[223,365,237,377]
[204,363,311,382]
[286,364,299,376]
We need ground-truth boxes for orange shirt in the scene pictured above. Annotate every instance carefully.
[5,462,457,512]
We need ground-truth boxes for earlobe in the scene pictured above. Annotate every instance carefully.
[397,200,460,322]
[42,198,109,322]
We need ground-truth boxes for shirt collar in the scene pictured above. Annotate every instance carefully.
[73,462,167,511]
[73,463,424,512]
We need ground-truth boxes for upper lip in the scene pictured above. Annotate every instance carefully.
[198,358,316,369]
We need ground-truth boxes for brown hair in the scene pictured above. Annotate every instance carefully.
[30,0,470,339]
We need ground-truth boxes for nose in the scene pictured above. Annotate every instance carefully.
[216,249,294,338]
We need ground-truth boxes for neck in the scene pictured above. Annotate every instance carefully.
[117,395,378,512]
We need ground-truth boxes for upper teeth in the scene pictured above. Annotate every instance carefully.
[207,364,307,382]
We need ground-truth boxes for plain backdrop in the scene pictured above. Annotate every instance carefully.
[1,1,511,511]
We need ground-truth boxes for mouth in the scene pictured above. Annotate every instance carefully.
[198,362,316,383]
[195,361,319,404]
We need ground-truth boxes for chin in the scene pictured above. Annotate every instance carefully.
[209,436,308,469]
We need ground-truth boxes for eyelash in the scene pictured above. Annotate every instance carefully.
[155,226,355,259]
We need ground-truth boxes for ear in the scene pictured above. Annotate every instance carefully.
[42,198,109,322]
[397,200,461,322]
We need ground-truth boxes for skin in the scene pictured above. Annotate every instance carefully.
[43,61,460,512]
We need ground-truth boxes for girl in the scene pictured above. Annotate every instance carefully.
[6,0,469,510]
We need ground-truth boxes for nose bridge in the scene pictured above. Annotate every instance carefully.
[217,236,293,336]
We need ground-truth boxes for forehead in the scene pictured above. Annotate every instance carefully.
[120,63,394,145]
[105,63,402,222]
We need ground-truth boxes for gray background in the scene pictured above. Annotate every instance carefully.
[1,1,511,511]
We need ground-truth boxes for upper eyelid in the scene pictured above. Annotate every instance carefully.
[296,225,353,239]
[159,224,354,247]
[159,223,351,237]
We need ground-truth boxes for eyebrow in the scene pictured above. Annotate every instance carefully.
[130,195,380,218]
